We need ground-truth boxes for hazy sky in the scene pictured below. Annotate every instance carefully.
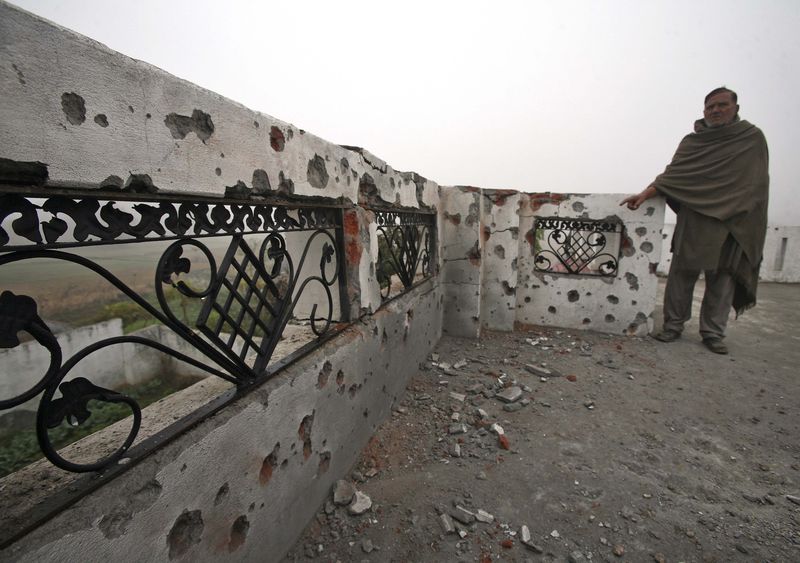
[11,0,800,224]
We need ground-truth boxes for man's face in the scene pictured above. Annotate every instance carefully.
[703,92,739,128]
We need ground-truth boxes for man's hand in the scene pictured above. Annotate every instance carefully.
[620,185,658,210]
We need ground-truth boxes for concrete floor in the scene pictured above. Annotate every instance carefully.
[285,279,800,562]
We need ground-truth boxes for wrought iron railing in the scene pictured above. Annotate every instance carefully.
[532,216,621,276]
[0,192,345,473]
[374,210,435,301]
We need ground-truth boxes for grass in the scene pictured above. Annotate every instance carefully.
[0,375,201,478]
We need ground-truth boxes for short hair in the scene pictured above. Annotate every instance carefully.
[705,87,738,105]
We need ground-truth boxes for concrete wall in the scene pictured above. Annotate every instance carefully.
[658,223,800,283]
[441,188,666,337]
[2,285,442,562]
[0,3,442,560]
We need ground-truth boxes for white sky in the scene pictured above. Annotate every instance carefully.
[11,0,800,225]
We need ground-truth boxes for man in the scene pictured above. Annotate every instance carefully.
[621,87,769,355]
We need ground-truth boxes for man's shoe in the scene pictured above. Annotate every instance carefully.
[703,338,728,355]
[652,329,681,343]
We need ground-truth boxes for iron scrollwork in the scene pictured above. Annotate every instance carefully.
[532,217,621,276]
[0,194,343,473]
[374,211,435,301]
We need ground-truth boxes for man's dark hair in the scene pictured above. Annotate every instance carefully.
[705,86,738,105]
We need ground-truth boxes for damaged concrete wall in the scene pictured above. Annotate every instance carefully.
[441,188,665,336]
[439,187,483,338]
[2,287,442,562]
[0,3,443,560]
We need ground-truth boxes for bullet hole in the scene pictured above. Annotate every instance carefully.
[215,167,221,176]
[336,370,344,386]
[348,383,362,398]
[128,105,134,113]
[124,174,158,193]
[645,207,655,216]
[635,227,647,237]
[253,120,260,128]
[649,262,659,274]
[640,241,654,253]
[307,154,329,189]
[317,361,332,389]
[220,152,225,158]
[12,64,25,84]
[180,464,187,472]
[164,109,215,142]
[548,306,557,314]
[582,318,591,324]
[298,413,315,460]
[278,171,295,195]
[0,158,49,186]
[466,241,481,265]
[572,201,585,212]
[252,169,271,193]
[317,451,331,476]
[60,92,86,125]
[605,314,616,323]
[225,180,251,199]
[269,126,285,151]
[260,443,280,485]
[607,295,619,304]
[625,272,640,291]
[363,408,369,418]
[248,503,255,513]
[501,281,515,295]
[167,510,204,560]
[94,114,109,127]
[281,459,288,469]
[214,483,230,506]
[390,177,395,189]
[524,296,531,303]
[444,212,461,225]
[511,258,518,271]
[567,290,580,302]
[494,245,505,259]
[146,113,152,119]
[228,515,249,553]
[382,329,388,345]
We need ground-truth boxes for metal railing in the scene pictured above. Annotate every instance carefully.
[374,210,435,302]
[532,216,621,276]
[0,191,346,473]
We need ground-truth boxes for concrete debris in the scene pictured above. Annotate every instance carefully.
[449,443,461,458]
[550,529,560,538]
[361,538,374,553]
[365,468,378,478]
[475,509,494,523]
[584,400,595,410]
[450,505,476,525]
[451,412,460,421]
[568,551,587,563]
[524,364,561,378]
[439,513,456,534]
[448,423,468,435]
[453,359,468,369]
[613,544,625,556]
[449,392,466,402]
[496,386,523,403]
[489,423,505,436]
[787,495,800,505]
[333,480,356,506]
[476,408,489,419]
[348,491,372,515]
